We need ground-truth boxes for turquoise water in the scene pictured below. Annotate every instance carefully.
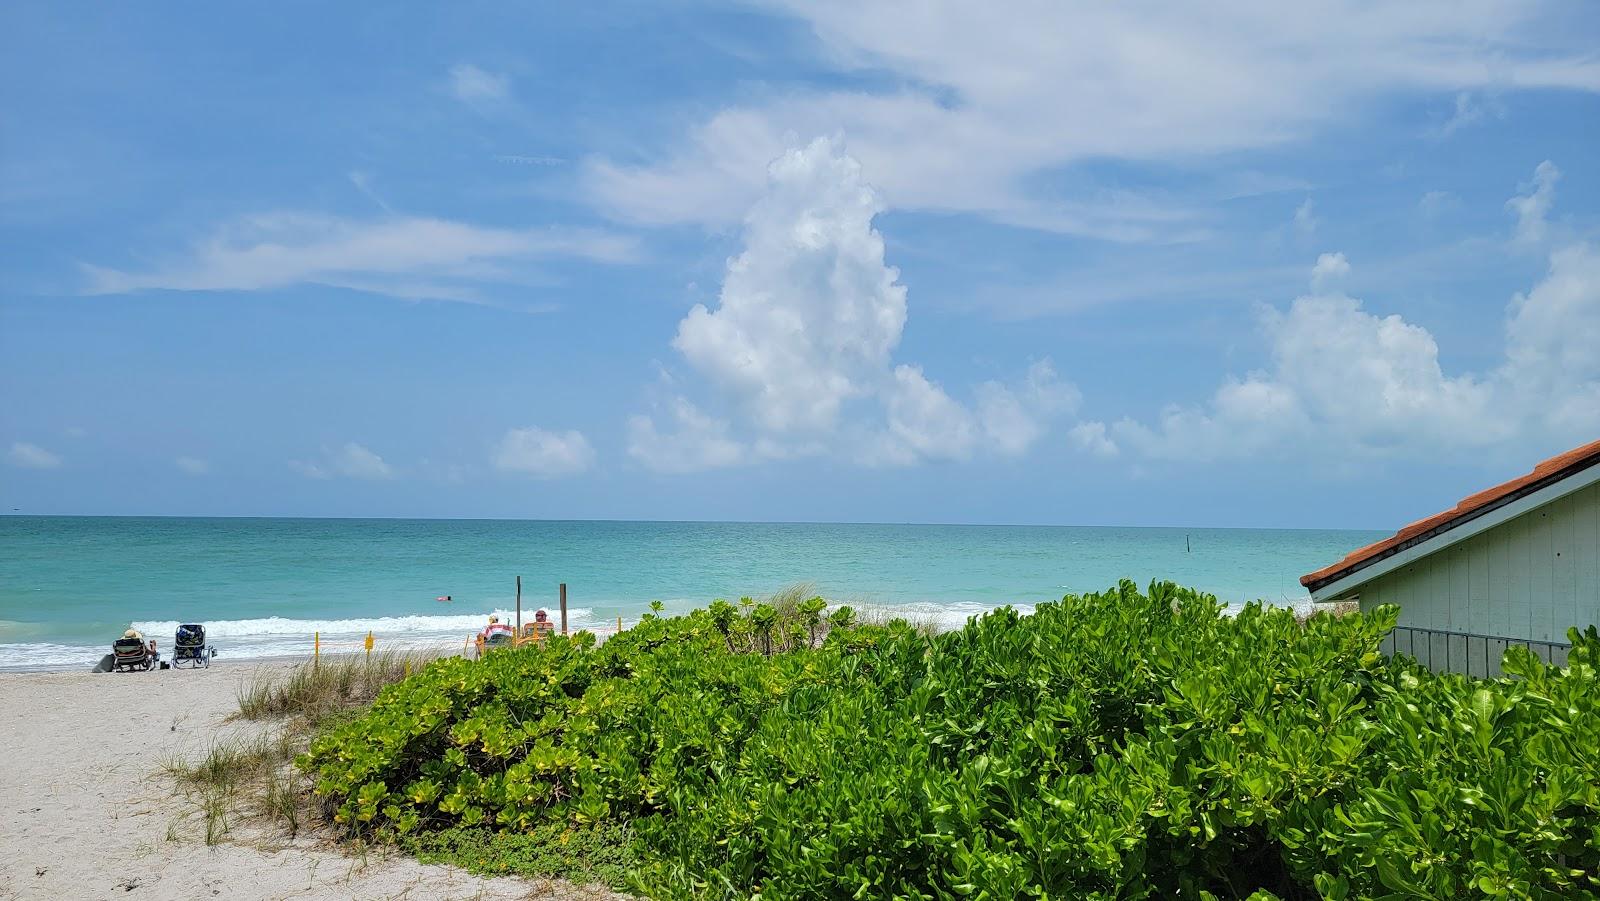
[0,516,1382,669]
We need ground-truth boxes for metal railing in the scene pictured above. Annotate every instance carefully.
[1382,625,1571,678]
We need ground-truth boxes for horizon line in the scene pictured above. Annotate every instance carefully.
[0,511,1387,533]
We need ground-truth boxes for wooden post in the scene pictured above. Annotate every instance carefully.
[365,630,374,659]
[560,583,568,635]
[617,615,622,634]
[515,575,522,641]
[313,631,319,667]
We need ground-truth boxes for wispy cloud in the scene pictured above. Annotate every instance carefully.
[586,2,1600,238]
[492,427,595,478]
[494,154,564,167]
[8,442,62,469]
[1293,199,1318,238]
[290,443,396,480]
[448,64,510,104]
[347,171,394,215]
[1310,252,1351,291]
[1079,167,1600,465]
[627,398,748,474]
[1508,160,1561,245]
[82,213,638,303]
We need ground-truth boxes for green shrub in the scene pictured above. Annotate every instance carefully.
[401,822,637,886]
[301,583,1600,899]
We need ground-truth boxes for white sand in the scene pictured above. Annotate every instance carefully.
[0,662,630,901]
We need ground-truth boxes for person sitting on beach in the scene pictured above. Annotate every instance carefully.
[481,615,513,643]
[528,608,554,640]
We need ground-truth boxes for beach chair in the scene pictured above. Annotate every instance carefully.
[172,624,216,669]
[472,627,514,659]
[111,637,154,672]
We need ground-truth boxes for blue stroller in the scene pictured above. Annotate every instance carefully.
[173,624,216,668]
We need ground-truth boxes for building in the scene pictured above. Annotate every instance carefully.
[1301,438,1600,676]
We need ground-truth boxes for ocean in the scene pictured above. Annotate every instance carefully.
[0,516,1383,670]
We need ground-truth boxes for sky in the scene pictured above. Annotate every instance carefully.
[2,0,1598,529]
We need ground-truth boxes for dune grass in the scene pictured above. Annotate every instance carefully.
[160,734,295,845]
[161,732,292,790]
[235,649,434,726]
[164,651,435,846]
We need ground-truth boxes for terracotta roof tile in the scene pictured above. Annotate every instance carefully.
[1301,437,1600,592]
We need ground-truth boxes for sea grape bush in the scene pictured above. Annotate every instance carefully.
[300,582,1600,899]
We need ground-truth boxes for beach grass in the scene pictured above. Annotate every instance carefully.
[235,649,435,725]
[163,651,435,848]
[160,732,293,791]
[160,734,297,846]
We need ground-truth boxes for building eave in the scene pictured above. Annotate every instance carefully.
[1307,461,1600,602]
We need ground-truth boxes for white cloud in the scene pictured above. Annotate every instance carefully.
[1310,252,1351,290]
[1501,242,1600,432]
[879,365,980,463]
[83,213,637,303]
[290,443,396,480]
[1083,165,1600,463]
[1293,199,1318,237]
[492,427,595,478]
[1436,89,1511,137]
[334,443,395,479]
[1508,160,1561,245]
[1069,422,1119,459]
[8,442,61,469]
[635,138,1075,471]
[627,398,748,474]
[586,2,1599,236]
[672,142,907,435]
[1087,237,1599,463]
[175,456,210,476]
[449,64,510,104]
[976,361,1081,457]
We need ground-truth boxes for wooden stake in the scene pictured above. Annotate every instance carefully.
[516,575,522,639]
[560,583,568,635]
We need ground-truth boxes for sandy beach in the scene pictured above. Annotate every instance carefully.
[0,661,628,901]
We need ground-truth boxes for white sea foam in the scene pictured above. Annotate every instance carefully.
[1,608,609,671]
[853,600,1037,630]
[129,608,597,638]
[0,643,112,669]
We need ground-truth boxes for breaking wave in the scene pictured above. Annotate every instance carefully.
[2,608,605,670]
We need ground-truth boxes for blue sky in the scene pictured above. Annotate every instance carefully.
[2,1,1598,528]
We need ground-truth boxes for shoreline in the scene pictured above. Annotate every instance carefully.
[0,648,467,676]
[0,593,1335,675]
